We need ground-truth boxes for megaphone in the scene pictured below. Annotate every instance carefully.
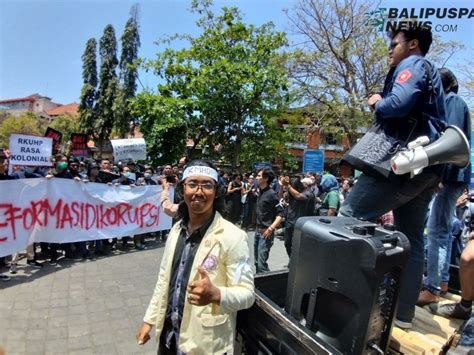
[391,125,470,177]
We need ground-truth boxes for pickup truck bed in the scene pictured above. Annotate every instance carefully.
[237,269,467,354]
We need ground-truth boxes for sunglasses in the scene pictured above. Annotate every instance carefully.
[388,39,409,50]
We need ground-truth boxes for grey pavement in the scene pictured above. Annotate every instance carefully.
[0,232,289,355]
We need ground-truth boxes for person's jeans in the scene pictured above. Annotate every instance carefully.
[338,169,440,323]
[254,230,274,273]
[425,182,466,294]
[243,200,256,229]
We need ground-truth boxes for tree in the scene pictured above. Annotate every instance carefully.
[115,4,141,138]
[285,0,388,145]
[131,0,289,168]
[428,37,465,69]
[48,114,81,151]
[78,38,98,137]
[459,61,474,109]
[0,113,41,148]
[239,114,298,171]
[95,25,119,154]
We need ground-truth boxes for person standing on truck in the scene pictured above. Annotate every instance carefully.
[255,168,284,273]
[417,68,471,306]
[136,159,255,354]
[339,25,446,330]
[429,232,473,320]
[429,233,474,352]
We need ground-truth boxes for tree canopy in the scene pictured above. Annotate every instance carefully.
[78,38,98,137]
[95,25,119,151]
[48,114,81,147]
[285,0,388,145]
[115,5,141,138]
[0,113,42,148]
[131,0,290,168]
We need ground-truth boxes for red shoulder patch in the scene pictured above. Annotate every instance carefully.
[396,69,412,84]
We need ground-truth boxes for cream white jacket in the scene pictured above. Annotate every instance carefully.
[143,212,255,354]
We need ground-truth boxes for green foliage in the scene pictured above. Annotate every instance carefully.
[0,113,41,148]
[79,38,98,137]
[48,114,81,146]
[131,91,188,164]
[95,25,119,149]
[239,115,297,171]
[131,1,289,167]
[115,5,141,137]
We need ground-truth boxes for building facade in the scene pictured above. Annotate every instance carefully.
[0,94,62,118]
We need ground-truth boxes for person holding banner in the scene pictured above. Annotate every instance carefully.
[83,161,107,255]
[9,167,44,274]
[68,158,82,179]
[47,155,88,262]
[112,166,136,186]
[127,160,143,179]
[143,166,157,186]
[100,159,111,172]
[137,160,254,354]
[1,153,16,280]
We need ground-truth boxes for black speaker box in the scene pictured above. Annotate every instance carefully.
[285,217,410,354]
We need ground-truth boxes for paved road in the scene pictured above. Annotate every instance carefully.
[0,232,289,355]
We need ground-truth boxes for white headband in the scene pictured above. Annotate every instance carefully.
[182,166,218,182]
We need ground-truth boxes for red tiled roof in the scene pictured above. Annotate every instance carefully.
[0,96,35,104]
[47,103,79,116]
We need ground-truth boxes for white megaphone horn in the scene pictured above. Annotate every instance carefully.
[391,125,470,177]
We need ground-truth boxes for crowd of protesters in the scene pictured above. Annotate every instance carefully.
[0,153,186,281]
[0,152,472,325]
[0,149,354,282]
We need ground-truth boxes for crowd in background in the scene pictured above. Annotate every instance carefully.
[0,150,356,281]
[0,151,471,291]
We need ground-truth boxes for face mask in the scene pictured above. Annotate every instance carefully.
[123,172,132,178]
[144,173,151,179]
[58,162,68,170]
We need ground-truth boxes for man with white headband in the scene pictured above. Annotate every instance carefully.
[137,159,255,354]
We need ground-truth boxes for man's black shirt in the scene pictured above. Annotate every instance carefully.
[256,186,283,229]
[54,169,73,179]
[164,211,215,341]
[286,190,310,226]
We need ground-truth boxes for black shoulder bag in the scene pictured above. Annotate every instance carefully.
[342,61,442,178]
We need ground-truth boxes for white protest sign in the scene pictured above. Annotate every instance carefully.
[9,134,53,166]
[0,178,173,257]
[110,138,147,162]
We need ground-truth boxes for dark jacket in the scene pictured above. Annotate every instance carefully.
[375,55,446,143]
[442,92,471,184]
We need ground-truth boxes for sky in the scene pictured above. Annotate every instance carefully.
[1,0,473,105]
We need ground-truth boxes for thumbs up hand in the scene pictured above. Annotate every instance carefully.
[186,267,221,306]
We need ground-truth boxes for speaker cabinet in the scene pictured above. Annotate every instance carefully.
[285,217,410,354]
